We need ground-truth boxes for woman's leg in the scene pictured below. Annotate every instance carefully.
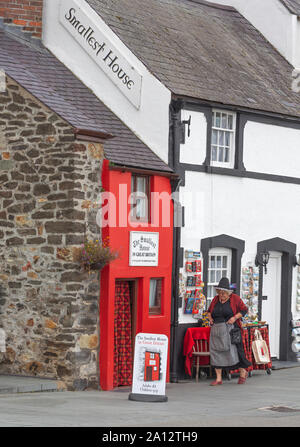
[215,368,222,382]
[239,368,247,378]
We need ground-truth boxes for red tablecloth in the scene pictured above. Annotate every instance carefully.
[183,327,211,376]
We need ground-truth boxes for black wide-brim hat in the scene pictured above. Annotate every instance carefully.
[215,277,232,293]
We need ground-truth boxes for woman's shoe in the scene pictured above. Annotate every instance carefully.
[210,380,222,386]
[237,372,248,384]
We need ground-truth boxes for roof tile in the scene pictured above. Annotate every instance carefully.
[87,0,300,119]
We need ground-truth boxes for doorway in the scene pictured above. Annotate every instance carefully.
[113,279,138,388]
[257,237,296,362]
[261,251,282,358]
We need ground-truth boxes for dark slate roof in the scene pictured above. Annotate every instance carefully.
[280,0,300,15]
[0,29,172,173]
[86,0,300,119]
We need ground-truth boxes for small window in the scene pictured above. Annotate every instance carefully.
[211,110,236,168]
[149,278,162,315]
[207,248,232,306]
[130,175,150,222]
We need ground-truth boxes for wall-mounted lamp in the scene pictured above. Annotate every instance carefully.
[255,249,270,274]
[180,115,191,144]
[293,254,300,267]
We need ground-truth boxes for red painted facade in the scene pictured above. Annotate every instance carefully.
[144,352,161,382]
[100,160,174,390]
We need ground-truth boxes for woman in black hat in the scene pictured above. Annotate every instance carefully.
[207,277,251,386]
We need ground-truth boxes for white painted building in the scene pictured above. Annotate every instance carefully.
[42,0,300,376]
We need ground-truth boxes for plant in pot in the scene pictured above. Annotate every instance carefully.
[73,237,118,272]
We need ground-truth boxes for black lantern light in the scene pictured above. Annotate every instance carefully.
[255,249,270,274]
[293,253,300,267]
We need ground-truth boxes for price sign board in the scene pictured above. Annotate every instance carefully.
[129,333,168,402]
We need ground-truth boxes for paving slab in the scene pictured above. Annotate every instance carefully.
[0,375,58,394]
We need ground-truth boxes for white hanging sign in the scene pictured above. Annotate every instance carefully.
[129,333,168,402]
[129,232,159,266]
[59,0,142,109]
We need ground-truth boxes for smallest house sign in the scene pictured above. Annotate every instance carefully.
[129,232,159,267]
[59,0,143,109]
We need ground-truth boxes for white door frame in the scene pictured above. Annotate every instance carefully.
[261,251,282,359]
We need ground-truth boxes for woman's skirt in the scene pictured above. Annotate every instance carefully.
[210,322,251,370]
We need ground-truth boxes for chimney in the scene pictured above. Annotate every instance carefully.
[0,0,43,39]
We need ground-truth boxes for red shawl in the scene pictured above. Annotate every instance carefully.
[208,293,248,329]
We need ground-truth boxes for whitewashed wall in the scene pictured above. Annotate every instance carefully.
[42,0,171,163]
[205,0,300,68]
[243,121,300,178]
[179,111,207,165]
[178,112,300,324]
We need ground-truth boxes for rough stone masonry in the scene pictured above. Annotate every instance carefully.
[0,76,104,390]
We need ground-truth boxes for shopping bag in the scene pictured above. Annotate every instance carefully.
[251,329,270,364]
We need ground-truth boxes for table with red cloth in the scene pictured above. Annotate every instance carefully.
[183,327,211,376]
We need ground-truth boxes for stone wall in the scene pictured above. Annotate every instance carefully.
[0,77,103,390]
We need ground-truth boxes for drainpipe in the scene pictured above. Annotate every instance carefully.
[169,99,184,383]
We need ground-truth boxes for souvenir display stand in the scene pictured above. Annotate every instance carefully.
[184,251,206,320]
[182,251,206,320]
[247,324,272,375]
[229,323,272,378]
[291,319,300,361]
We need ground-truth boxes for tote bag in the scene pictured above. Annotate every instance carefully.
[251,329,270,364]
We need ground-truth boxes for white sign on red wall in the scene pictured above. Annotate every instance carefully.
[129,232,159,267]
[59,0,143,109]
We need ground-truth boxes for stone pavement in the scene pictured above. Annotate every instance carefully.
[0,374,58,394]
[0,367,300,427]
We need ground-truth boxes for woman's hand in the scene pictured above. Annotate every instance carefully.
[227,316,236,325]
[209,318,214,326]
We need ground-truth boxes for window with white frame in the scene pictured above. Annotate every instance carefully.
[211,110,236,168]
[130,175,150,222]
[207,248,232,306]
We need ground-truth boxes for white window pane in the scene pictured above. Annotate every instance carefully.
[136,198,144,218]
[210,270,215,283]
[218,148,224,162]
[217,256,222,268]
[211,146,217,161]
[137,177,146,193]
[149,279,157,307]
[212,129,218,145]
[219,131,224,146]
[228,114,233,130]
[210,256,215,268]
[225,132,230,147]
[215,112,221,128]
[225,148,230,163]
[222,114,227,129]
[136,193,148,219]
[222,270,227,277]
[216,270,221,282]
[222,256,227,268]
